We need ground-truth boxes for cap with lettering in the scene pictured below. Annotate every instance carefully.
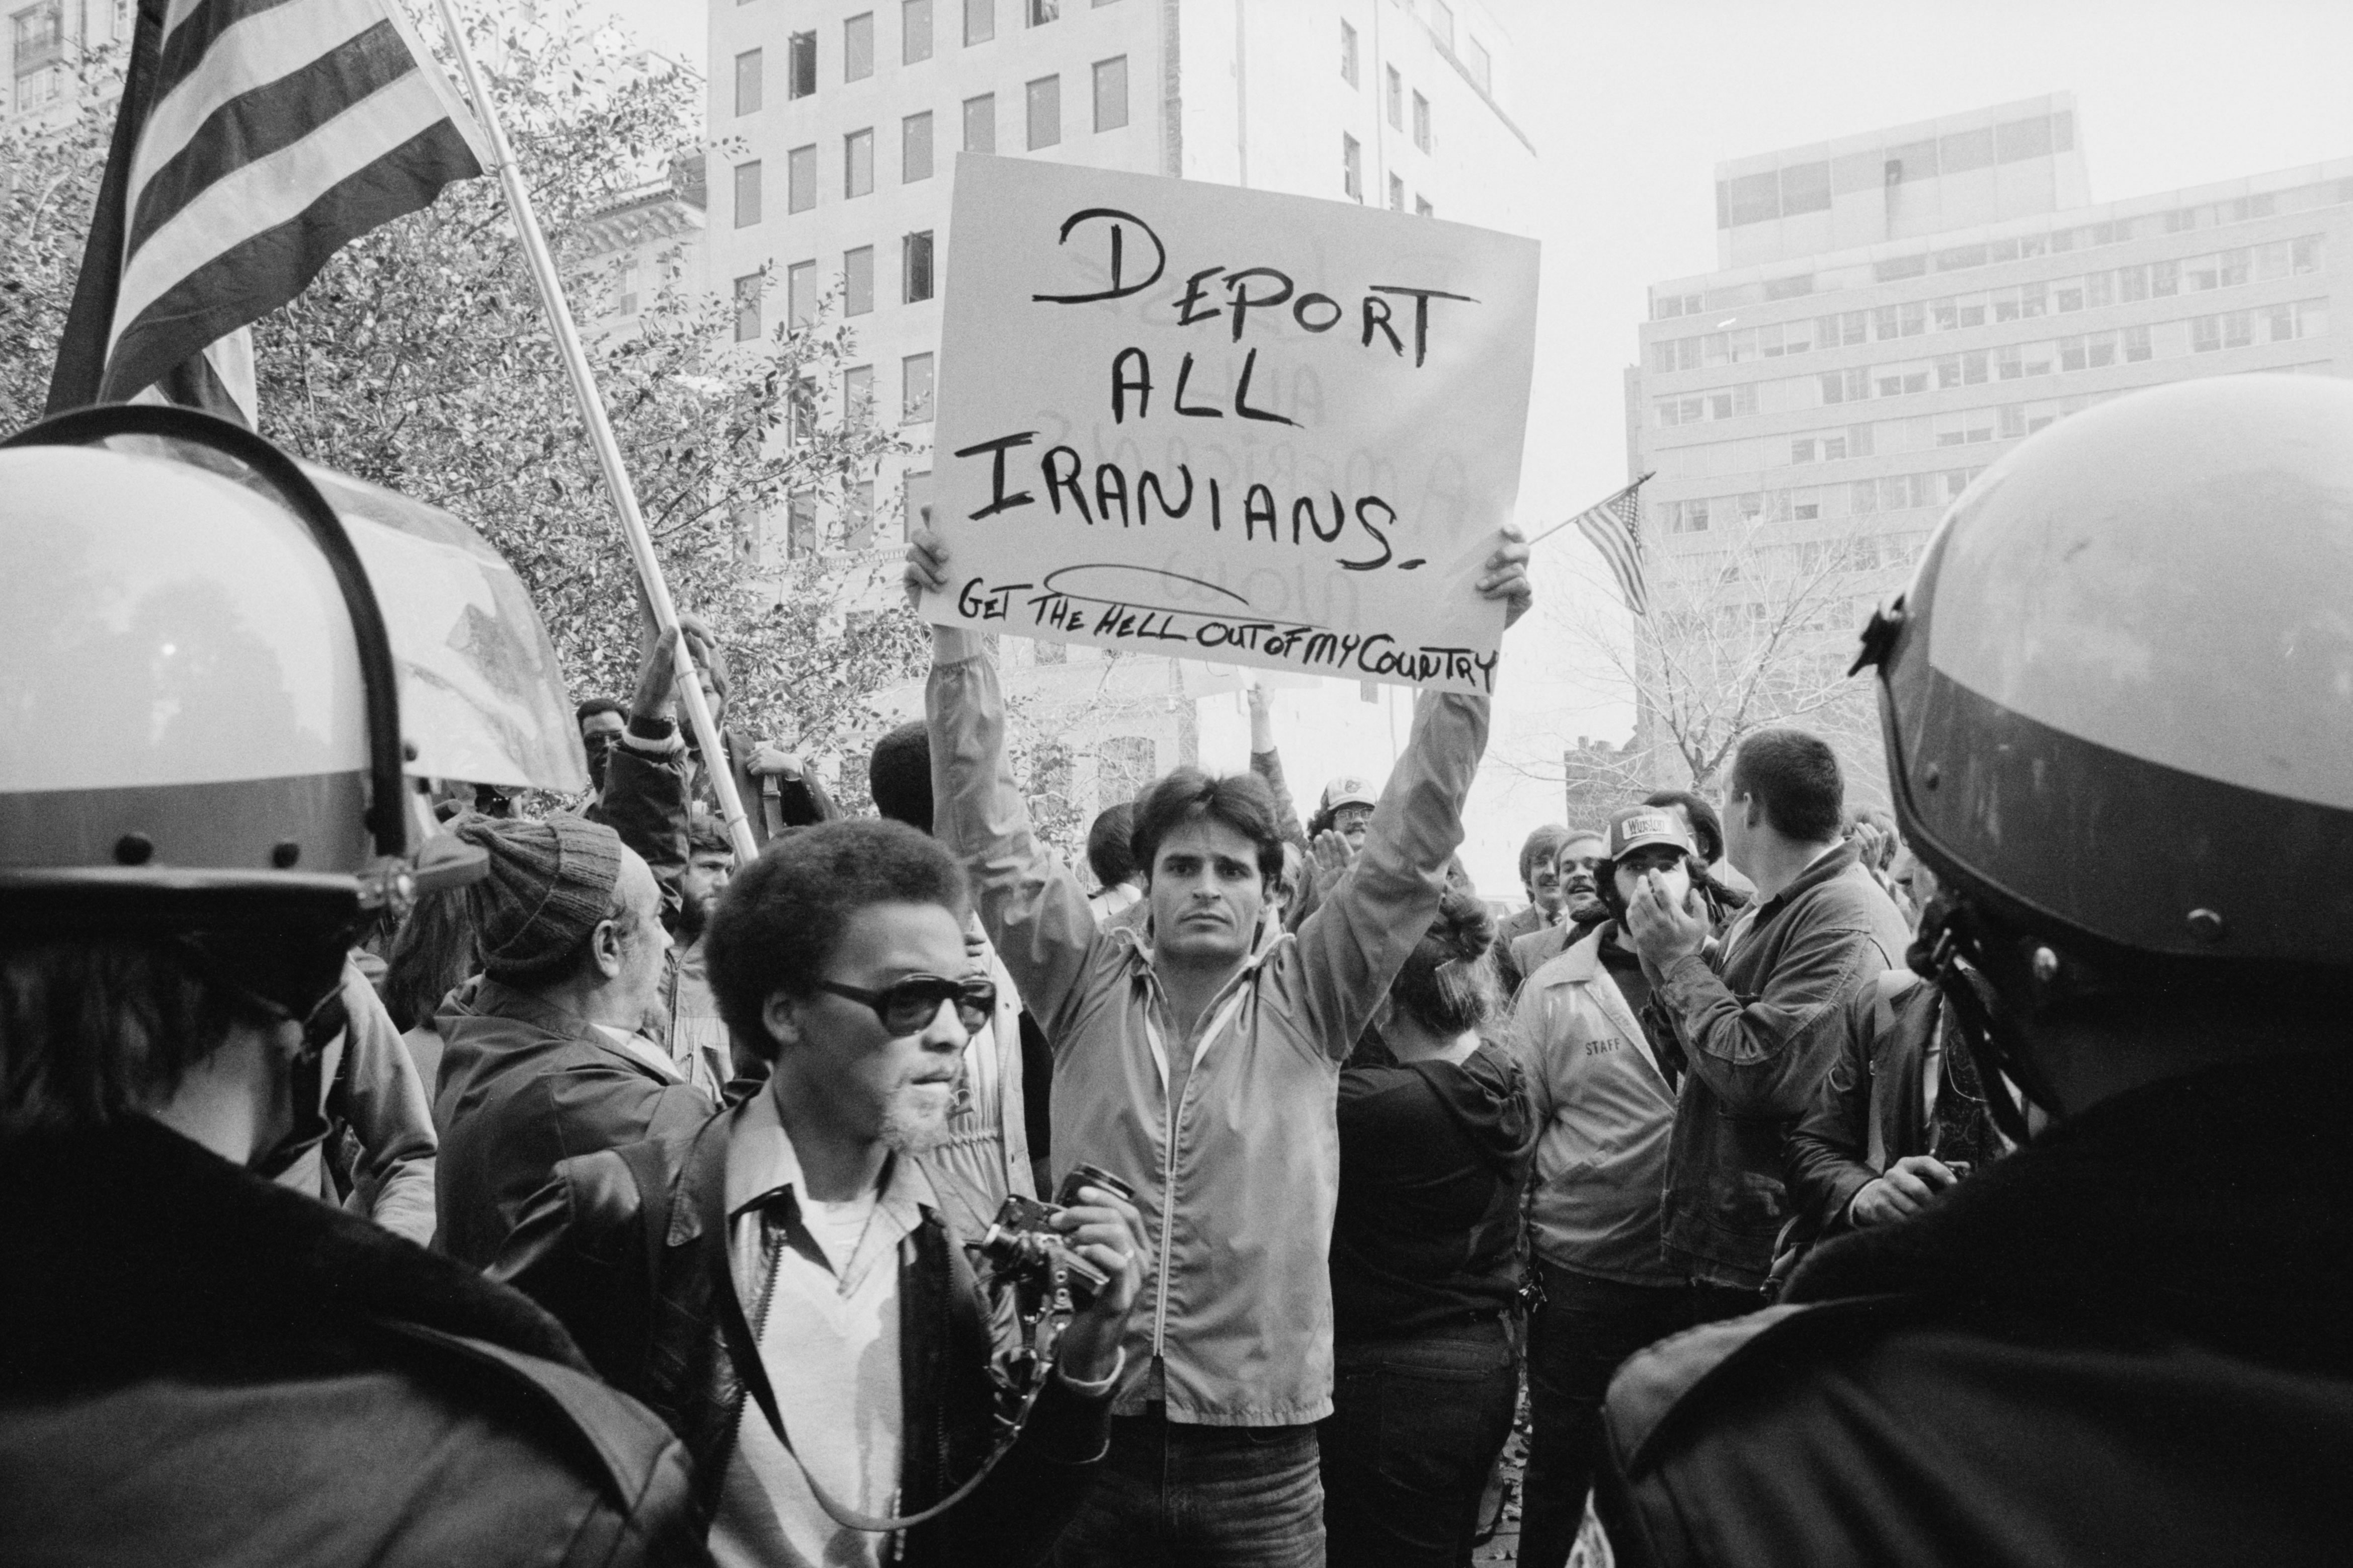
[1606,806,1695,863]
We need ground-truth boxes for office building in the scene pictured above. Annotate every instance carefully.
[706,0,1537,811]
[1630,94,2351,802]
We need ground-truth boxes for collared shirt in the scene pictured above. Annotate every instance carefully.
[709,1089,930,1568]
[591,1023,685,1084]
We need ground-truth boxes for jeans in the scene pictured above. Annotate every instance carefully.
[1318,1317,1520,1568]
[1049,1405,1324,1568]
[1517,1262,1759,1568]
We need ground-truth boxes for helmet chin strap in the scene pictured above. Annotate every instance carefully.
[251,1040,333,1179]
[1912,902,2045,1147]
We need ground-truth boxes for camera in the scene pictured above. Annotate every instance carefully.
[975,1164,1134,1310]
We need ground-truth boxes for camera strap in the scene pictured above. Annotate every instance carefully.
[714,1223,1048,1535]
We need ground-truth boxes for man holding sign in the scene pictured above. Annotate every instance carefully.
[909,157,1539,1563]
[909,516,1527,1563]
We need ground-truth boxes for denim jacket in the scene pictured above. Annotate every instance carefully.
[926,632,1486,1426]
[1653,845,1912,1288]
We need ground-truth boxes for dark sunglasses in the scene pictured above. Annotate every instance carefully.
[815,974,997,1037]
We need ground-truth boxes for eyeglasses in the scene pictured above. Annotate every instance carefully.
[815,974,998,1037]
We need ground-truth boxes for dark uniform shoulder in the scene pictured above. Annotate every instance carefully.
[1605,1296,1912,1476]
[381,1321,710,1566]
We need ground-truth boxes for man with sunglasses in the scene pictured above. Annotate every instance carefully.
[0,418,703,1564]
[494,818,1143,1567]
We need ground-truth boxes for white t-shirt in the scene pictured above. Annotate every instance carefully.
[710,1092,920,1568]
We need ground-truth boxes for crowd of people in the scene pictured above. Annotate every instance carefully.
[4,372,2350,1568]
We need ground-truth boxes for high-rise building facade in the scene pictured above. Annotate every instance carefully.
[708,0,1537,814]
[1630,93,2351,801]
[3,0,126,125]
[706,0,1534,566]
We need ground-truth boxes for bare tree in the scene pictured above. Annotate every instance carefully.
[1535,509,1899,807]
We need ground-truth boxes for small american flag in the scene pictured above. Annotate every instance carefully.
[1533,474,1654,617]
[48,0,491,426]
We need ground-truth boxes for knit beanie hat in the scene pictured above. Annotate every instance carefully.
[454,814,625,982]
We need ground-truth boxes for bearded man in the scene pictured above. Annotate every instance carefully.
[491,819,1144,1567]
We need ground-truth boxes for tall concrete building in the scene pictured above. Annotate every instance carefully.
[705,0,1538,819]
[1630,93,2351,802]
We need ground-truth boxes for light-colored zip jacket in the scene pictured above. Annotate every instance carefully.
[927,633,1487,1426]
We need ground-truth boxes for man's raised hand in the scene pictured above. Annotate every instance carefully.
[1478,525,1535,630]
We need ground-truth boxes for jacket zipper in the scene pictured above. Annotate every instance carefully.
[1150,979,1180,1360]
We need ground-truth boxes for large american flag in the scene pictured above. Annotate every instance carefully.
[1538,473,1654,617]
[47,0,490,425]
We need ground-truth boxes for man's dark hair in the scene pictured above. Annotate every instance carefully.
[381,888,477,1034]
[1129,768,1286,885]
[574,696,626,729]
[1,940,289,1135]
[704,819,968,1060]
[868,721,933,833]
[687,813,735,860]
[1087,803,1137,890]
[1644,789,1725,865]
[1730,729,1845,845]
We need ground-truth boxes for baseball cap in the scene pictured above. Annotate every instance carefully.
[1321,777,1379,814]
[1606,806,1695,862]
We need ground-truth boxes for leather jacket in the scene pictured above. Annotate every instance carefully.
[491,1110,1113,1566]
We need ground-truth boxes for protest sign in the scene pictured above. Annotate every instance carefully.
[922,155,1540,695]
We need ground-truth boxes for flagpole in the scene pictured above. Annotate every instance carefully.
[1526,471,1655,549]
[430,0,760,864]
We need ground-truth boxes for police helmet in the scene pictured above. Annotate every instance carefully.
[1857,373,2353,997]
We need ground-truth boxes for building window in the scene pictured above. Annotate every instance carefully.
[902,470,934,539]
[1340,19,1358,85]
[844,365,874,424]
[788,493,817,557]
[845,128,874,197]
[845,12,873,80]
[1431,1,1455,52]
[733,274,762,342]
[845,246,874,316]
[615,258,639,316]
[1342,134,1361,201]
[734,49,763,116]
[733,160,762,227]
[847,480,876,550]
[788,31,817,97]
[787,144,816,212]
[788,260,817,328]
[1028,0,1058,22]
[1025,74,1061,148]
[1466,35,1491,92]
[1386,65,1402,128]
[903,0,933,63]
[1387,174,1403,211]
[904,230,935,301]
[1093,54,1127,131]
[1412,92,1430,152]
[903,111,933,182]
[904,352,936,421]
[964,0,993,45]
[963,93,995,152]
[1415,195,1433,218]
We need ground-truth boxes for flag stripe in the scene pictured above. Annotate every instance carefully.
[130,17,415,257]
[1572,491,1650,615]
[136,0,385,218]
[155,0,303,107]
[110,65,453,353]
[101,115,479,399]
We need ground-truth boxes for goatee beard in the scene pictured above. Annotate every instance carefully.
[879,1090,953,1154]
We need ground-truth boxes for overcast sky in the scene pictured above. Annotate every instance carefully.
[585,0,2353,887]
